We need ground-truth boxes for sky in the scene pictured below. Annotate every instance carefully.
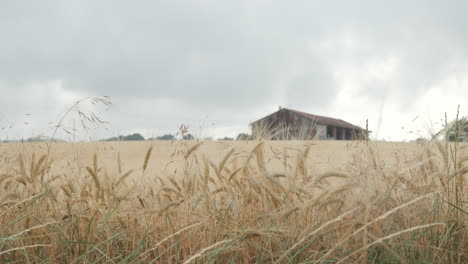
[1,0,467,141]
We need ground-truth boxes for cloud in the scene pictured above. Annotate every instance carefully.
[1,1,467,140]
[0,79,90,139]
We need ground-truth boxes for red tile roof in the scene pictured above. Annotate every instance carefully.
[251,108,364,130]
[283,108,363,130]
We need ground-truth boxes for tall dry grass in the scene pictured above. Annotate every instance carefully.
[0,137,466,263]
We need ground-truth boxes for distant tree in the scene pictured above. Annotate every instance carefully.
[26,136,43,142]
[415,137,427,142]
[446,116,468,142]
[236,133,252,140]
[123,133,145,141]
[183,133,195,140]
[218,137,233,141]
[102,133,145,141]
[156,134,175,141]
[102,136,118,141]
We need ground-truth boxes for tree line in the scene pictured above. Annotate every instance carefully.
[97,117,468,143]
[100,133,253,141]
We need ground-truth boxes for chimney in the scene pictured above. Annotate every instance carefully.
[278,105,282,111]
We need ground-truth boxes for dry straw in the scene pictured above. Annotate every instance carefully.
[0,110,466,263]
[182,239,233,264]
[143,146,153,172]
[336,223,446,264]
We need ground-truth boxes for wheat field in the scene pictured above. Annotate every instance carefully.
[0,139,466,263]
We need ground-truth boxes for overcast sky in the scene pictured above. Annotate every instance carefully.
[1,0,467,141]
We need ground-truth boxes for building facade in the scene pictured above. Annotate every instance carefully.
[251,107,367,140]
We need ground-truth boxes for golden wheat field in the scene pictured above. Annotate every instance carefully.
[0,140,466,263]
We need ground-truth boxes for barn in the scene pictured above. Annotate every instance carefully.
[250,107,367,140]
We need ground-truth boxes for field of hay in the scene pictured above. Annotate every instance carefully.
[0,140,466,263]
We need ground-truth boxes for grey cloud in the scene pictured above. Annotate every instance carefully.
[285,69,337,109]
[1,0,468,139]
[1,1,334,106]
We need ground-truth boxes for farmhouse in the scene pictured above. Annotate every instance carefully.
[251,107,367,140]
